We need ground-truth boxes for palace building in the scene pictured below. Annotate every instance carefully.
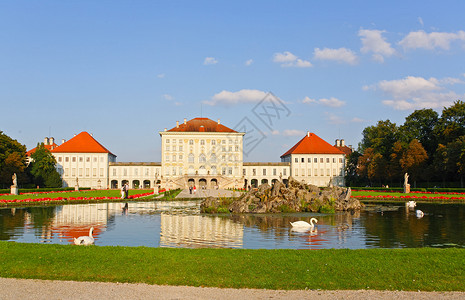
[28,117,348,189]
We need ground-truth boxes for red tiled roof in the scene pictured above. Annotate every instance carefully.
[335,145,353,156]
[166,118,237,133]
[281,132,344,157]
[51,132,115,156]
[26,143,59,157]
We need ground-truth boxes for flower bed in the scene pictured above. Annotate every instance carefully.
[0,192,155,205]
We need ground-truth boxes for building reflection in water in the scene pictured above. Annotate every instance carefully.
[160,214,243,248]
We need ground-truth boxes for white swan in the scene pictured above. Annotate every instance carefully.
[416,210,424,218]
[290,218,318,229]
[74,227,95,245]
[406,201,416,209]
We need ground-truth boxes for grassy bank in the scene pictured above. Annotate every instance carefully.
[0,242,464,291]
[352,190,465,202]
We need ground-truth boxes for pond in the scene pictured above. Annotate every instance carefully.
[1,201,464,249]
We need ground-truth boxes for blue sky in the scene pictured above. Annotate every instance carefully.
[2,1,465,162]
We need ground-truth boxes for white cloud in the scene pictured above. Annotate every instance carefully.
[204,57,218,65]
[351,117,365,123]
[399,30,465,50]
[313,47,358,65]
[302,96,345,107]
[368,75,464,110]
[245,59,253,66]
[325,113,345,125]
[163,94,174,101]
[203,89,267,106]
[282,129,306,136]
[359,29,396,63]
[157,73,165,78]
[273,51,312,68]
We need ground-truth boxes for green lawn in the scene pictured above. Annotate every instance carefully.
[352,190,465,199]
[0,242,463,291]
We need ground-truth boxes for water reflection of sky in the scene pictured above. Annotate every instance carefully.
[0,201,464,249]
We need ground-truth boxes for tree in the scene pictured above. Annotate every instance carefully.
[446,137,465,186]
[0,131,27,188]
[400,108,439,156]
[400,139,428,187]
[344,151,364,186]
[436,100,465,145]
[388,141,404,183]
[28,144,62,188]
[359,120,398,157]
[357,148,387,186]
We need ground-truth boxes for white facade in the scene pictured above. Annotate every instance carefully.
[55,152,116,189]
[108,162,161,189]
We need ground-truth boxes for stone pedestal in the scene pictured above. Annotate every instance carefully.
[10,186,18,195]
[75,186,79,191]
[404,184,410,194]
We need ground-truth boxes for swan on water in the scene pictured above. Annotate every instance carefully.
[406,201,416,209]
[416,210,424,218]
[74,227,95,245]
[290,218,318,229]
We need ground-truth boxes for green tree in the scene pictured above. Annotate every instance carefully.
[400,108,439,156]
[388,141,404,184]
[399,139,428,187]
[436,100,465,145]
[0,131,27,188]
[359,120,398,157]
[28,144,62,188]
[344,151,364,186]
[357,148,387,186]
[446,137,465,186]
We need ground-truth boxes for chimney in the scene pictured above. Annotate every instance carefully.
[307,131,310,137]
[164,128,167,132]
[335,139,340,147]
[184,118,187,125]
[217,119,221,125]
[61,139,66,144]
[200,125,205,132]
[341,139,345,147]
[74,134,76,137]
[44,137,49,145]
[176,121,179,128]
[90,133,93,137]
[49,137,55,145]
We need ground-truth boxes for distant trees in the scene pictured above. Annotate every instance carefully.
[349,100,465,187]
[0,132,62,188]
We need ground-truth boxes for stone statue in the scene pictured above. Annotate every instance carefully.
[404,173,409,187]
[12,173,17,187]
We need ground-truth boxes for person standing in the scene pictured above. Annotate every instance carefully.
[120,184,125,199]
[125,182,129,199]
[193,185,196,194]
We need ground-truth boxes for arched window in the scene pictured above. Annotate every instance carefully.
[188,153,194,163]
[211,166,217,175]
[200,139,205,145]
[210,153,217,163]
[189,139,194,145]
[199,153,206,163]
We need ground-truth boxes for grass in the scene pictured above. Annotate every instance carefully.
[0,189,154,201]
[352,190,465,202]
[0,242,464,291]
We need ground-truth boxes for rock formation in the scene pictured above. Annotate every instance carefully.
[200,176,363,214]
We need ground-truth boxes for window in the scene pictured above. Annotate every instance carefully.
[327,169,330,176]
[172,146,176,151]
[58,157,62,162]
[229,139,233,144]
[333,158,336,163]
[86,157,90,162]
[283,169,287,176]
[222,146,226,152]
[333,169,336,176]
[212,140,216,145]
[166,145,170,151]
[199,153,206,163]
[243,169,246,176]
[65,157,69,162]
[228,167,233,175]
[100,168,104,177]
[210,153,217,163]
[172,139,176,144]
[94,157,97,162]
[222,140,226,145]
[135,168,138,176]
[179,155,183,160]
[86,168,90,177]
[253,169,256,176]
[179,145,183,151]
[72,157,76,162]
[65,168,69,176]
[308,169,311,176]
[200,140,205,145]
[100,157,103,162]
[314,158,317,163]
[301,158,304,163]
[79,168,83,176]
[72,168,76,176]
[93,168,97,177]
[320,169,324,176]
[320,158,323,163]
[172,167,176,176]
[273,168,277,176]
[188,153,194,163]
[172,155,176,162]
[339,158,343,163]
[166,139,170,143]
[222,167,226,175]
[222,155,226,161]
[308,158,311,163]
[113,169,117,176]
[165,155,170,162]
[314,169,318,176]
[189,139,194,145]
[295,158,298,163]
[229,146,232,152]
[145,168,149,176]
[235,145,239,151]
[79,157,83,162]
[263,169,266,176]
[211,166,217,175]
[326,158,330,163]
[295,169,298,176]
